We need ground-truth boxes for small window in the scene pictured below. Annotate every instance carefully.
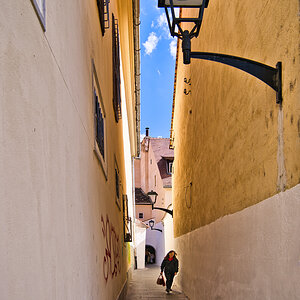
[93,61,107,178]
[150,159,152,164]
[115,169,119,197]
[139,213,144,219]
[115,158,121,210]
[112,14,122,122]
[95,92,105,159]
[123,195,132,242]
[96,0,110,36]
[30,0,46,31]
[167,161,173,174]
[154,175,157,187]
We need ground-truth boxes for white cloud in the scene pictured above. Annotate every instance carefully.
[143,32,160,55]
[140,134,146,142]
[157,69,161,76]
[156,13,170,38]
[155,10,180,38]
[153,0,160,10]
[151,21,155,28]
[157,13,167,28]
[169,39,177,59]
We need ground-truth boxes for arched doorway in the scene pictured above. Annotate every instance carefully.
[145,245,156,264]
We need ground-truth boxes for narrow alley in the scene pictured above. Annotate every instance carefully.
[1,0,300,299]
[125,266,188,300]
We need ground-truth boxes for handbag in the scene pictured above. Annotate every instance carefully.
[156,274,166,286]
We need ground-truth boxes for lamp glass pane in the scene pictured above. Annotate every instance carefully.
[161,0,203,7]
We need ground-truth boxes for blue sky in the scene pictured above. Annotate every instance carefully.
[140,0,177,139]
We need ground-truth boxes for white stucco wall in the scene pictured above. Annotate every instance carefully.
[175,184,300,300]
[163,189,175,253]
[146,222,165,266]
[135,224,147,269]
[163,210,175,254]
[121,58,133,219]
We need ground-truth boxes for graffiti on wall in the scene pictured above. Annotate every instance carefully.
[101,214,121,282]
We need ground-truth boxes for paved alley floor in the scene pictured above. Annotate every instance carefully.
[125,265,188,300]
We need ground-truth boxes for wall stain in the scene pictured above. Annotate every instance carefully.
[289,79,296,92]
[265,116,269,129]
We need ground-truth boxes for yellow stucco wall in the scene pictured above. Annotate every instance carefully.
[0,0,137,299]
[173,0,300,237]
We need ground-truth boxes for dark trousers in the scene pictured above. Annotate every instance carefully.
[165,272,175,290]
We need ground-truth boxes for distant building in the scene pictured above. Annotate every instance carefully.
[134,129,174,268]
[135,187,153,221]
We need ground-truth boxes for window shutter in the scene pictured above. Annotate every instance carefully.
[94,90,105,159]
[123,195,132,242]
[115,169,120,199]
[96,0,105,36]
[112,14,122,122]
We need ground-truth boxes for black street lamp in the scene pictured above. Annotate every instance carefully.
[147,190,173,217]
[158,0,282,104]
[148,219,163,232]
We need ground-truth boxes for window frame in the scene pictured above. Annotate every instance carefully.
[96,0,110,36]
[138,212,144,219]
[92,61,108,179]
[123,194,132,242]
[167,160,173,174]
[30,0,46,31]
[112,14,122,122]
[115,157,122,210]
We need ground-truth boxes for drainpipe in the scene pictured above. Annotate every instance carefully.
[132,0,141,157]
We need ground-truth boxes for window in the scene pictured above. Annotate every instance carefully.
[96,0,110,36]
[30,0,46,31]
[112,14,122,122]
[93,61,107,178]
[95,92,105,159]
[154,175,157,187]
[123,195,132,242]
[139,213,144,219]
[167,161,173,174]
[115,158,121,209]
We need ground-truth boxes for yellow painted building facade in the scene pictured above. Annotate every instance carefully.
[0,0,139,299]
[171,0,300,298]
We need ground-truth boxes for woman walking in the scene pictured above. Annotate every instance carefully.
[160,250,179,294]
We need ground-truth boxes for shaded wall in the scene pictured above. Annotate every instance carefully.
[175,185,300,299]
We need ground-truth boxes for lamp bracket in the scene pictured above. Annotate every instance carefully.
[181,31,282,104]
[150,228,163,232]
[190,52,282,104]
[152,205,173,217]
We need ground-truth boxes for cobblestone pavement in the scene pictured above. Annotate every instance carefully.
[125,265,188,300]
